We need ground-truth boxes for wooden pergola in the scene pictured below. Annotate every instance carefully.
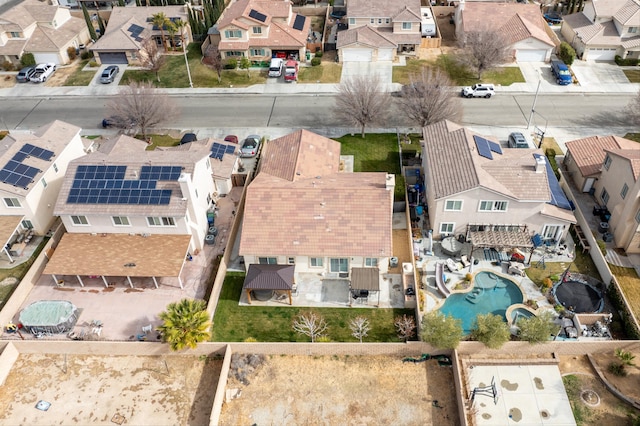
[242,264,295,305]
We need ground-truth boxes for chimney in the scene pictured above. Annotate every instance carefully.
[385,174,395,191]
[535,156,546,173]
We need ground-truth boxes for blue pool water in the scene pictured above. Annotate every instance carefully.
[510,308,535,325]
[439,271,523,334]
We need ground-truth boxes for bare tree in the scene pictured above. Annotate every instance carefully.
[395,69,462,127]
[349,316,371,343]
[106,81,179,140]
[394,314,416,342]
[458,28,510,79]
[141,39,165,82]
[292,312,328,343]
[203,47,223,83]
[335,75,390,138]
[630,89,640,126]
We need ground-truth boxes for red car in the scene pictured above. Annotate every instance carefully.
[224,135,239,144]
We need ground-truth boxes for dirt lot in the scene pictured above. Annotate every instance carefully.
[219,354,458,425]
[0,354,222,425]
[0,74,16,89]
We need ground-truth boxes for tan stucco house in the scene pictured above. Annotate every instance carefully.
[0,0,90,66]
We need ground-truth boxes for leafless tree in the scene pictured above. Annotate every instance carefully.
[630,89,640,126]
[394,314,416,342]
[203,47,224,83]
[458,28,510,79]
[349,316,371,343]
[395,69,462,127]
[335,74,390,138]
[141,39,165,82]
[292,312,328,343]
[106,81,179,140]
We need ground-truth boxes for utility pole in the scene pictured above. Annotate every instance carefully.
[183,42,193,88]
[527,71,542,130]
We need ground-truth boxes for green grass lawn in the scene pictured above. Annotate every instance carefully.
[0,238,48,311]
[211,273,415,342]
[624,133,640,143]
[623,69,640,83]
[143,134,180,150]
[121,43,267,88]
[610,264,640,322]
[525,246,601,288]
[63,60,97,86]
[298,63,342,83]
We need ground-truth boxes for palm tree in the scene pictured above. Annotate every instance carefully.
[165,21,177,50]
[173,19,187,50]
[157,298,211,351]
[151,12,169,52]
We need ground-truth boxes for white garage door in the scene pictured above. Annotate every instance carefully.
[342,48,373,62]
[587,48,617,61]
[516,49,548,62]
[34,53,61,65]
[378,48,393,61]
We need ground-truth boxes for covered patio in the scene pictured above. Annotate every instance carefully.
[43,233,192,289]
[0,215,29,265]
[349,267,380,307]
[467,226,534,266]
[242,264,295,305]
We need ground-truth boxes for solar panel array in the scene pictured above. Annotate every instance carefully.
[473,135,502,160]
[210,143,235,160]
[67,165,182,205]
[0,143,54,189]
[293,15,306,31]
[533,154,572,210]
[249,9,267,22]
[128,24,145,42]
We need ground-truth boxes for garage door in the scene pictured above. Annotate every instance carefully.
[378,48,393,61]
[98,52,129,64]
[516,49,548,62]
[586,48,617,61]
[33,53,61,65]
[342,48,372,62]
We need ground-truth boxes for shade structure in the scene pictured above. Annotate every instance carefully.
[19,300,78,334]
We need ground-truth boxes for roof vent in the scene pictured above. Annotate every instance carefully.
[535,156,546,173]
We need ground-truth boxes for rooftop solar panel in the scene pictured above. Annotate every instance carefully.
[473,135,493,160]
[249,9,267,22]
[533,154,572,210]
[488,141,502,155]
[21,143,54,161]
[293,15,306,31]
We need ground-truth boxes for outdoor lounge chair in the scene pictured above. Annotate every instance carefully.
[460,255,470,268]
[446,258,463,272]
[508,261,525,277]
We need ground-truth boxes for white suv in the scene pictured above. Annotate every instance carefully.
[461,83,495,98]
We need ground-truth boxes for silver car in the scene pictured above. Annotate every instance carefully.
[100,65,119,84]
[240,135,261,157]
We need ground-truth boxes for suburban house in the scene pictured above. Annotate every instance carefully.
[422,120,575,248]
[561,0,640,61]
[564,135,640,252]
[90,5,192,65]
[0,120,85,262]
[239,129,394,294]
[53,134,215,253]
[338,0,422,62]
[164,137,242,196]
[0,0,90,66]
[212,0,310,63]
[454,1,558,62]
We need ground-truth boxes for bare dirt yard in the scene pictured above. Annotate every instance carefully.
[0,353,222,425]
[219,354,458,425]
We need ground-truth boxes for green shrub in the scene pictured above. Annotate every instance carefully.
[311,57,321,66]
[67,46,77,61]
[608,361,627,377]
[20,52,35,67]
[315,49,323,57]
[89,60,98,67]
[80,51,92,60]
[224,58,238,69]
[1,61,15,71]
[558,42,576,66]
[542,277,553,290]
[615,55,640,66]
[545,148,557,157]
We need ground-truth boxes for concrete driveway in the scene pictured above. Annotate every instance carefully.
[340,61,393,84]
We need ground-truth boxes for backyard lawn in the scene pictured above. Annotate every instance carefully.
[0,238,48,311]
[609,264,640,322]
[211,273,415,342]
[624,133,640,143]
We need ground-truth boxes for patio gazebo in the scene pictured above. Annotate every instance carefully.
[243,264,295,305]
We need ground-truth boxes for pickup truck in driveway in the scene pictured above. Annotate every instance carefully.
[30,63,56,83]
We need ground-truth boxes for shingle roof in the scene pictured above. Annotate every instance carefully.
[0,0,56,29]
[392,6,421,22]
[242,264,294,290]
[347,0,421,19]
[565,135,639,177]
[499,12,555,46]
[239,131,393,258]
[337,24,397,49]
[25,16,87,52]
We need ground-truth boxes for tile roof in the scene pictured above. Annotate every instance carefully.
[217,0,291,29]
[540,204,576,223]
[564,6,640,48]
[0,0,56,29]
[348,0,421,19]
[392,6,422,22]
[376,26,422,45]
[613,0,640,25]
[337,25,397,49]
[239,131,393,258]
[0,216,25,247]
[565,135,638,177]
[24,15,87,52]
[0,39,27,56]
[164,137,238,180]
[0,120,81,196]
[423,120,551,202]
[592,0,630,18]
[461,3,554,47]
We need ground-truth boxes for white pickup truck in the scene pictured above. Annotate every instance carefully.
[30,63,56,83]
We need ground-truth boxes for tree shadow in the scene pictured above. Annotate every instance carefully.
[569,106,633,129]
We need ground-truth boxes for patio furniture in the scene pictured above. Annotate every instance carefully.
[446,258,463,272]
[441,236,462,257]
[460,255,470,268]
[508,261,525,277]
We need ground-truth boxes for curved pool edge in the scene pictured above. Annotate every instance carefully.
[506,304,538,328]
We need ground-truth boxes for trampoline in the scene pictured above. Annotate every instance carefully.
[18,300,78,334]
[553,275,604,313]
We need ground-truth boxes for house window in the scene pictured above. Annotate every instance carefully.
[629,27,638,33]
[621,183,629,199]
[258,257,277,264]
[603,154,612,170]
[288,257,295,264]
[370,18,375,24]
[21,219,33,229]
[385,18,390,24]
[3,198,21,208]
[53,163,58,173]
[226,51,244,58]
[250,48,265,56]
[542,225,561,240]
[445,200,462,211]
[253,27,262,34]
[71,215,89,225]
[147,216,175,226]
[402,22,411,30]
[440,223,454,234]
[601,188,609,205]
[41,178,47,188]
[349,18,355,25]
[365,258,378,267]
[330,258,348,273]
[10,31,20,38]
[378,18,382,24]
[479,201,508,211]
[224,29,242,38]
[112,216,130,226]
[310,257,323,267]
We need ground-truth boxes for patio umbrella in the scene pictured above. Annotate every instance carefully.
[426,230,433,256]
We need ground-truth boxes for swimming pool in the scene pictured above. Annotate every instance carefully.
[438,271,523,333]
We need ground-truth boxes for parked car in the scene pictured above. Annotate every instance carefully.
[30,63,56,83]
[224,135,239,144]
[268,58,284,78]
[240,135,261,157]
[179,133,197,145]
[16,66,36,83]
[461,83,495,98]
[507,132,529,148]
[544,12,563,25]
[100,65,119,84]
[550,60,572,85]
[102,116,136,129]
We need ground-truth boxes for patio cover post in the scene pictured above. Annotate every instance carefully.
[288,290,292,305]
[3,246,13,263]
[246,289,252,304]
[126,276,134,288]
[101,276,109,288]
[178,276,183,290]
[76,275,85,287]
[51,274,58,286]
[152,276,159,289]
